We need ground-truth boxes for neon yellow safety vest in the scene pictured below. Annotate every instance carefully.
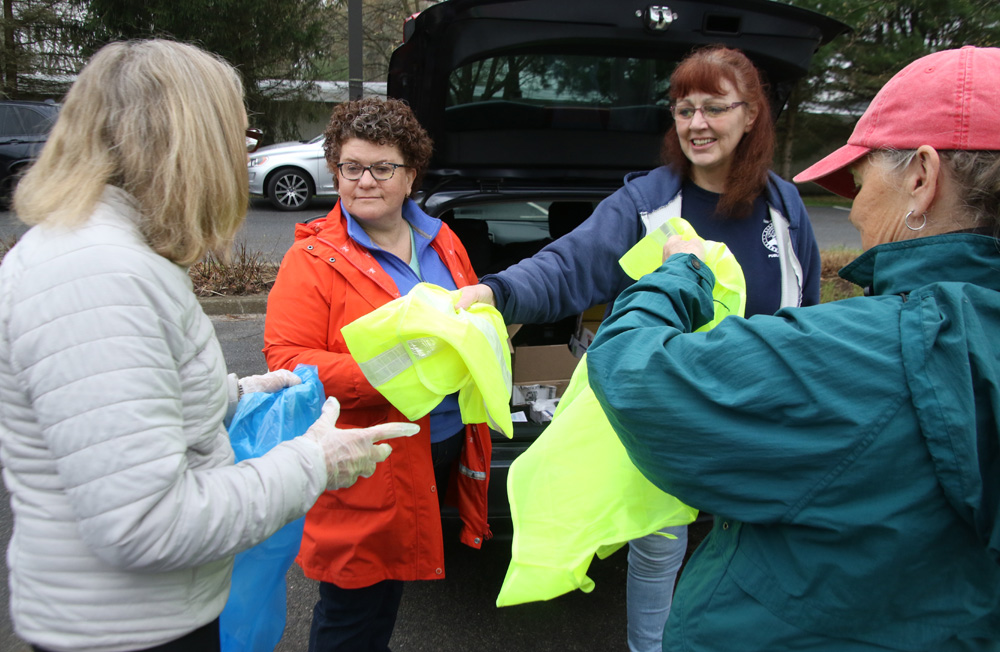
[619,215,746,324]
[341,282,514,438]
[496,218,746,607]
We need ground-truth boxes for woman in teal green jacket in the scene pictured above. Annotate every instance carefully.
[588,46,1000,651]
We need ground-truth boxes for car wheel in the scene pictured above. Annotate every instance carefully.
[267,167,314,211]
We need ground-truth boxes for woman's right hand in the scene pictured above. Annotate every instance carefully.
[303,397,420,490]
[455,284,496,311]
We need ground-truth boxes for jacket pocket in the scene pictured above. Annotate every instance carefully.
[315,453,397,511]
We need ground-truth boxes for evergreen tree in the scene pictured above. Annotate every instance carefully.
[779,0,1000,182]
[73,0,338,140]
[0,0,85,99]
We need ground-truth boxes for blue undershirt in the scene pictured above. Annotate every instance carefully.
[344,200,464,443]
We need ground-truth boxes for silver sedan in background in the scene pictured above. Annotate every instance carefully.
[247,134,336,211]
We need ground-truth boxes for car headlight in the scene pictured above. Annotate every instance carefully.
[248,156,268,168]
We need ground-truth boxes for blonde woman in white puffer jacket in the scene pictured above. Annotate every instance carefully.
[0,40,417,652]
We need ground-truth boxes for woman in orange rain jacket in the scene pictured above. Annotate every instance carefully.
[264,97,492,652]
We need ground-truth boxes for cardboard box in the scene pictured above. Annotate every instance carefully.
[511,343,580,405]
[513,343,580,384]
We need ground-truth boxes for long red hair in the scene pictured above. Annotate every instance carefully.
[661,45,773,218]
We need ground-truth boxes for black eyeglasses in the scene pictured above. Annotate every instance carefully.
[669,101,747,121]
[337,162,410,181]
[245,128,263,153]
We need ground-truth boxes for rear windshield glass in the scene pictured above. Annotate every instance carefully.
[447,54,675,133]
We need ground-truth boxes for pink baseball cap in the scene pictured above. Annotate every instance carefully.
[794,46,1000,198]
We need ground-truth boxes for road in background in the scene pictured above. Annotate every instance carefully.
[3,198,860,257]
[808,205,860,250]
[234,197,337,262]
[0,197,339,261]
[236,200,862,260]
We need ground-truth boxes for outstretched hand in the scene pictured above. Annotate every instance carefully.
[455,284,496,311]
[303,397,420,490]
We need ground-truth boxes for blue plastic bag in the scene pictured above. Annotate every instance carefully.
[220,364,324,652]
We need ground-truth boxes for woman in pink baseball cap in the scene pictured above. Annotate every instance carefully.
[587,45,1000,651]
[795,45,1000,248]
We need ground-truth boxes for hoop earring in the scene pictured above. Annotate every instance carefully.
[904,210,927,231]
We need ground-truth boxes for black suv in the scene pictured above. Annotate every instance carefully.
[387,0,848,526]
[0,100,59,199]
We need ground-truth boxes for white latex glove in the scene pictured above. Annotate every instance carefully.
[239,369,302,395]
[303,397,420,490]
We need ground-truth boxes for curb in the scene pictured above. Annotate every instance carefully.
[198,293,268,316]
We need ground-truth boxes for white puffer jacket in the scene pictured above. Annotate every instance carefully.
[0,188,328,652]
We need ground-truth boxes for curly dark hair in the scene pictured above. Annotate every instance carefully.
[323,97,434,196]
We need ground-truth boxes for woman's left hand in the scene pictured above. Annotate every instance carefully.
[662,235,705,264]
[239,369,302,395]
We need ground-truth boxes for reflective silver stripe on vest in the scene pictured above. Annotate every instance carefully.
[355,312,511,393]
[464,310,513,434]
[639,193,804,308]
[466,312,513,391]
[358,336,440,387]
[482,397,506,434]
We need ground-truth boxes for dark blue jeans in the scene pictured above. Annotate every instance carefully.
[307,429,463,651]
[308,579,405,652]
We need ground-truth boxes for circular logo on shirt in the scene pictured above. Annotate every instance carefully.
[762,221,779,254]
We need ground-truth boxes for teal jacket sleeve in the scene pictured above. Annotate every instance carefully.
[587,254,908,523]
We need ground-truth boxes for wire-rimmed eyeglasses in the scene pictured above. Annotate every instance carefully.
[336,162,411,181]
[669,101,747,121]
[245,128,263,153]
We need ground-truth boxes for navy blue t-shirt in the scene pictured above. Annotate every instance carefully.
[680,180,783,318]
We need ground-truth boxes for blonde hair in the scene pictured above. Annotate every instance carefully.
[14,39,249,265]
